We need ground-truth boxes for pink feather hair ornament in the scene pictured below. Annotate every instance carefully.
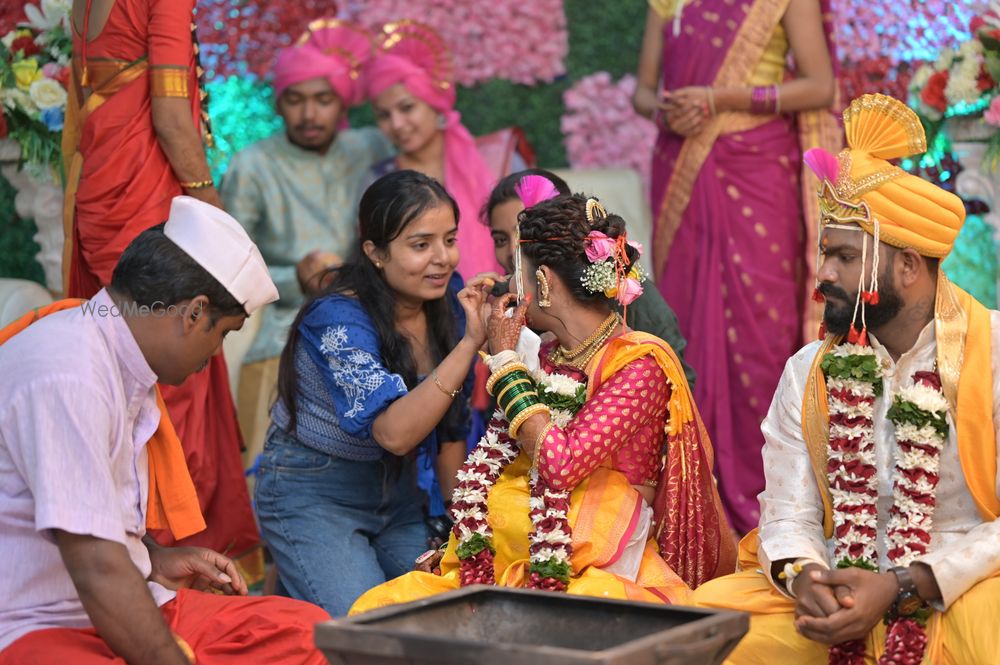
[803,147,839,184]
[514,174,560,209]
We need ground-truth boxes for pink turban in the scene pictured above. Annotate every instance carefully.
[365,21,500,278]
[273,19,373,106]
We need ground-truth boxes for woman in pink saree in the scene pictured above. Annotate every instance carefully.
[633,0,838,534]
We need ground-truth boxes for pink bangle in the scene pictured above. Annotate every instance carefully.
[751,85,779,115]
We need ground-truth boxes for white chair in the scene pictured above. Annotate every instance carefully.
[549,167,653,275]
[0,278,54,328]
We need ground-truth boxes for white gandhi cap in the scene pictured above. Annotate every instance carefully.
[163,196,278,315]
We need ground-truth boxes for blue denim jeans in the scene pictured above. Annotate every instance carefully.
[255,427,428,616]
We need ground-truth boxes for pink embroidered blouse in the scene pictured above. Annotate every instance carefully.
[536,348,670,491]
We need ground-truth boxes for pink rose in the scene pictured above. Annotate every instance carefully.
[617,277,643,306]
[41,63,62,79]
[585,231,614,263]
[985,96,1000,127]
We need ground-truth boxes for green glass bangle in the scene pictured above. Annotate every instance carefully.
[502,392,538,417]
[504,393,540,420]
[492,369,531,395]
[498,383,536,410]
[495,378,534,407]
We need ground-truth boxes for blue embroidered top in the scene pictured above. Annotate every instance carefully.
[270,275,473,511]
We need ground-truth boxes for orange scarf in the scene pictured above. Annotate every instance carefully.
[0,300,206,539]
[802,275,999,538]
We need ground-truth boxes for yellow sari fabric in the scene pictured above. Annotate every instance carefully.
[351,338,701,615]
[350,452,691,614]
[692,532,1000,664]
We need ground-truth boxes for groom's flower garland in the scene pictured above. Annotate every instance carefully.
[822,344,948,665]
[450,369,586,590]
[878,370,947,665]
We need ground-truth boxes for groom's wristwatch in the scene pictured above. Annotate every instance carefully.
[889,566,924,616]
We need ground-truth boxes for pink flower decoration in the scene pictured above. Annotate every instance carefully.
[41,62,61,79]
[617,278,643,306]
[346,0,567,86]
[584,231,614,263]
[985,96,1000,127]
[561,72,657,194]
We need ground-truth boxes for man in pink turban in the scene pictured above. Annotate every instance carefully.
[220,17,394,455]
[364,21,502,280]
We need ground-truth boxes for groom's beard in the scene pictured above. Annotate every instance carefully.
[820,275,903,336]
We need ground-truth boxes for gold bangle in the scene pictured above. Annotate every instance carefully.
[179,178,214,190]
[705,86,717,117]
[509,403,550,439]
[431,369,460,399]
[486,362,531,395]
[534,421,555,452]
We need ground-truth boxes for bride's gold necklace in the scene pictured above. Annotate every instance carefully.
[548,312,622,370]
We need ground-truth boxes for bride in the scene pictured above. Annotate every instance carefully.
[351,181,735,612]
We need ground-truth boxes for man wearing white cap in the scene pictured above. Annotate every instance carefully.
[0,198,329,664]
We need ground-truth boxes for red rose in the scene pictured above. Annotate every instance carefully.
[971,16,987,34]
[978,64,996,92]
[913,370,942,390]
[991,28,1000,41]
[10,35,39,57]
[54,66,71,89]
[535,516,561,533]
[921,70,950,113]
[0,111,7,139]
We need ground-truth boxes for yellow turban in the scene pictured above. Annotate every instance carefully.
[806,94,966,258]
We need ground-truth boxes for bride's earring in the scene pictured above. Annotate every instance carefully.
[535,268,551,308]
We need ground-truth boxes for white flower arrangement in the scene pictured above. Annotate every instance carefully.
[580,260,617,294]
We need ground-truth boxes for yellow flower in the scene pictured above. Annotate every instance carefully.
[12,59,43,91]
[603,286,618,298]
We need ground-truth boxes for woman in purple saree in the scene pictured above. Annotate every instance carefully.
[634,0,838,534]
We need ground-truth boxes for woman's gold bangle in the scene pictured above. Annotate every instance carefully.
[179,178,214,190]
[509,403,550,439]
[431,369,460,399]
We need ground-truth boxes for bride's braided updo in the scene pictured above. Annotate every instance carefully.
[517,194,640,304]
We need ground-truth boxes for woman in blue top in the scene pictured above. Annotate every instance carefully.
[255,170,490,616]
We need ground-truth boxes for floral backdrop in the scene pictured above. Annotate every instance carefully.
[0,0,996,307]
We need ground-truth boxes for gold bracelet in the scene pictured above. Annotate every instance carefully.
[509,403,550,439]
[431,369,460,399]
[534,421,555,453]
[529,421,554,475]
[486,362,531,395]
[705,86,717,117]
[179,178,214,190]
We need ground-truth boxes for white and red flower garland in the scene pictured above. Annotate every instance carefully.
[822,344,949,665]
[451,411,519,586]
[450,370,585,591]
